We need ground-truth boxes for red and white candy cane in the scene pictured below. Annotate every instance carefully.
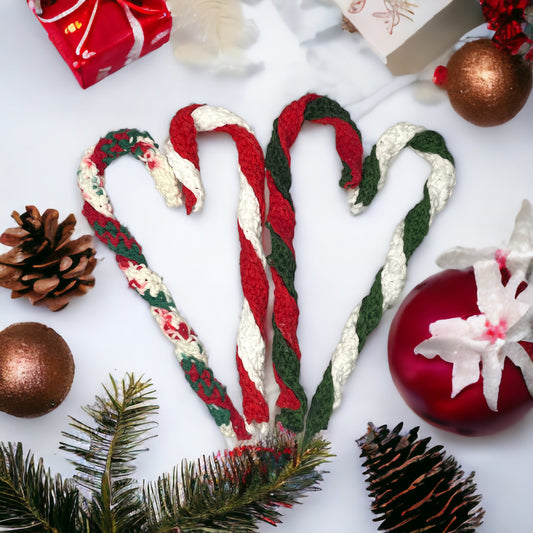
[79,113,269,441]
[166,104,270,437]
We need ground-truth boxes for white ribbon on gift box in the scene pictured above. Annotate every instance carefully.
[37,0,150,65]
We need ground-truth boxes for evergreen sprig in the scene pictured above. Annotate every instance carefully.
[143,433,332,532]
[60,374,159,533]
[0,442,79,532]
[0,374,331,533]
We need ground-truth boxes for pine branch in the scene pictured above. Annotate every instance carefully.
[0,442,80,532]
[142,432,332,533]
[59,374,158,533]
[1,376,333,533]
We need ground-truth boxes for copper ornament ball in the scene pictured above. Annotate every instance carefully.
[0,322,75,417]
[445,39,532,127]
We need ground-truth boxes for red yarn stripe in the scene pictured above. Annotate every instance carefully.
[236,351,269,423]
[271,269,301,359]
[311,116,363,189]
[169,105,203,214]
[182,360,251,441]
[214,124,267,220]
[266,183,296,254]
[181,185,197,215]
[273,366,301,410]
[277,93,321,157]
[238,226,268,336]
[169,104,203,170]
[82,202,142,253]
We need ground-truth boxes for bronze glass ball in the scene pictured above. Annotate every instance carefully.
[446,39,532,127]
[0,322,75,417]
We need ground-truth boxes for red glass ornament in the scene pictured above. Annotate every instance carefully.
[388,268,533,436]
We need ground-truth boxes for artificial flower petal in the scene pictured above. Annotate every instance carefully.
[436,246,497,270]
[436,200,533,275]
[474,260,510,323]
[504,341,533,396]
[517,284,533,306]
[481,345,506,411]
[415,335,485,398]
[506,308,533,343]
[508,199,533,252]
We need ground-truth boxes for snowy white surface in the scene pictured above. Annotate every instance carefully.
[1,1,533,531]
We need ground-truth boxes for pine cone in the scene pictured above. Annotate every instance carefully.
[0,206,96,311]
[357,422,484,533]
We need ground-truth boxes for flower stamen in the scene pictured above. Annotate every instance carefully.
[483,318,508,344]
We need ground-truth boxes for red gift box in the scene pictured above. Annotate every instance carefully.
[28,0,172,88]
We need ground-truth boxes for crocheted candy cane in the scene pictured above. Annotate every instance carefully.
[266,93,365,433]
[78,126,267,441]
[265,94,456,443]
[166,104,269,435]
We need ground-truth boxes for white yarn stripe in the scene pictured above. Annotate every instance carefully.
[330,303,362,410]
[416,151,456,219]
[238,173,267,268]
[191,105,254,134]
[245,421,269,439]
[165,138,204,212]
[237,299,267,397]
[381,221,408,307]
[330,123,456,410]
[137,139,183,208]
[78,148,114,218]
[348,123,425,215]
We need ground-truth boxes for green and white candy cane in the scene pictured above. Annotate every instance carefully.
[305,122,456,443]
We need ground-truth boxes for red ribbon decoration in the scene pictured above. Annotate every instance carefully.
[480,0,532,55]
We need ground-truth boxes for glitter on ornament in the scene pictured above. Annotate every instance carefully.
[0,322,75,418]
[434,38,532,127]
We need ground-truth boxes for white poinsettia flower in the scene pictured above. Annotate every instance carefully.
[437,199,533,277]
[415,260,533,411]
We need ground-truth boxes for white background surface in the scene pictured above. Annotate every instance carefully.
[1,1,533,532]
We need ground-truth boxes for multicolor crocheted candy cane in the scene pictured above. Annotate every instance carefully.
[165,104,269,435]
[265,94,456,443]
[78,124,268,441]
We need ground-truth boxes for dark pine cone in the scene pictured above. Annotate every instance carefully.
[0,206,96,311]
[357,422,484,533]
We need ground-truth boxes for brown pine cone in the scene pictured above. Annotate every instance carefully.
[357,422,484,532]
[0,206,96,311]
